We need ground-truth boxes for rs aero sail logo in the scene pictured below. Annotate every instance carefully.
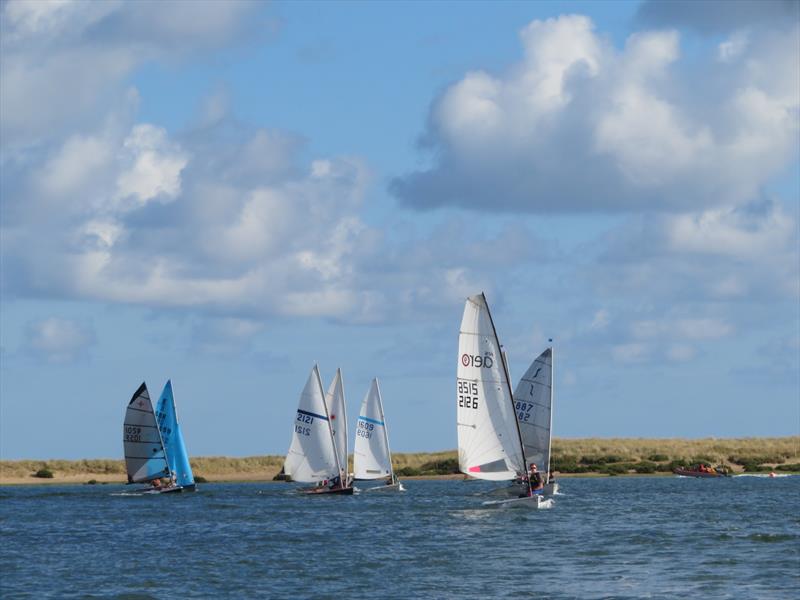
[461,352,494,368]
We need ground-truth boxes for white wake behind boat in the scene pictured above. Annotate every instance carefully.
[353,378,404,492]
[457,293,553,509]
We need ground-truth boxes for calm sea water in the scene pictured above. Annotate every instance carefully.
[1,476,798,599]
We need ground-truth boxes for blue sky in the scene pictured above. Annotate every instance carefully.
[1,0,798,460]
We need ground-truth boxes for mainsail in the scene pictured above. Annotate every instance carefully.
[284,365,341,483]
[353,378,394,480]
[155,380,195,487]
[457,293,526,481]
[123,383,171,484]
[325,369,348,479]
[513,348,553,478]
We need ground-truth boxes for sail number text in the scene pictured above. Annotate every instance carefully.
[357,419,374,439]
[515,401,533,422]
[457,380,480,409]
[155,410,172,440]
[461,353,494,368]
[124,426,142,442]
[295,412,313,436]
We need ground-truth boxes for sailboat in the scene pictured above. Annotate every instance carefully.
[284,365,353,495]
[123,382,174,493]
[325,369,350,486]
[353,378,404,492]
[492,347,558,497]
[457,293,552,509]
[154,380,197,492]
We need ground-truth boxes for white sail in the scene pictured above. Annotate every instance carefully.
[284,366,340,483]
[353,378,393,480]
[123,383,171,484]
[457,293,526,481]
[513,348,553,476]
[325,369,348,478]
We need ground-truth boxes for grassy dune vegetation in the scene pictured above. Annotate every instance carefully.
[2,437,798,483]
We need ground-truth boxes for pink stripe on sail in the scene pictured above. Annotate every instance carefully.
[468,466,481,472]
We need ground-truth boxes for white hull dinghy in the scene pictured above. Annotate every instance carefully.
[354,378,404,492]
[284,366,354,496]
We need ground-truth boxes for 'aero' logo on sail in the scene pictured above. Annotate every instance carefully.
[461,353,494,368]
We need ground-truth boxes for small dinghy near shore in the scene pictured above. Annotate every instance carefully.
[457,293,554,510]
[365,481,405,493]
[123,382,196,494]
[353,378,404,493]
[284,365,354,496]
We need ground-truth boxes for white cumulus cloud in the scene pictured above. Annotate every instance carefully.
[392,14,799,213]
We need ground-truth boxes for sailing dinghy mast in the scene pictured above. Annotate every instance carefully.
[315,365,345,485]
[482,292,532,497]
[374,378,396,484]
[546,340,554,485]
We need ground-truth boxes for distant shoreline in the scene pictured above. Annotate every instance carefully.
[3,437,798,486]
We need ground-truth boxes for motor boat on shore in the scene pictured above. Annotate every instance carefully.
[674,464,730,478]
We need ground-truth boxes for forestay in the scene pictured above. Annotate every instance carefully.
[285,366,340,483]
[155,380,195,487]
[354,378,393,480]
[325,369,348,479]
[513,348,553,476]
[457,294,526,481]
[123,383,171,484]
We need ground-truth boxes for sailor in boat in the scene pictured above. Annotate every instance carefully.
[529,463,545,493]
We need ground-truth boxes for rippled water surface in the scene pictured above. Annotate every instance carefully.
[1,476,798,599]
